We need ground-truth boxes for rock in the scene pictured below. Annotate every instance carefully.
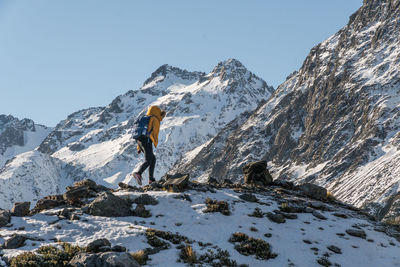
[327,245,342,254]
[272,180,294,189]
[133,194,158,205]
[11,202,30,217]
[266,212,286,223]
[243,160,273,186]
[0,209,11,227]
[133,204,151,218]
[31,198,65,214]
[118,182,139,191]
[280,212,298,219]
[333,213,348,219]
[112,245,127,252]
[163,173,190,192]
[312,210,327,220]
[297,183,327,200]
[4,234,27,249]
[223,179,233,185]
[207,177,219,184]
[64,186,97,204]
[87,192,133,217]
[98,246,112,253]
[86,239,112,253]
[239,193,258,202]
[346,229,367,239]
[69,252,140,267]
[73,179,97,189]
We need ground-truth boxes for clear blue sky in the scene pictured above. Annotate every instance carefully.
[0,0,362,126]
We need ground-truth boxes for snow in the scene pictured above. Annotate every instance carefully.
[0,188,399,266]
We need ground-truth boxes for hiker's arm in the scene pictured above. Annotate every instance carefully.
[150,118,160,147]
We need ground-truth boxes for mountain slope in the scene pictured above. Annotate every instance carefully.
[1,181,400,267]
[0,115,51,168]
[0,59,274,209]
[176,0,400,220]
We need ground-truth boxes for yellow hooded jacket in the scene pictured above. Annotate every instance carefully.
[137,106,165,152]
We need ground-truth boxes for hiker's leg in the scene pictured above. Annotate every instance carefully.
[137,137,152,174]
[149,154,156,180]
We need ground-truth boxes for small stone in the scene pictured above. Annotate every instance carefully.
[312,210,327,220]
[346,229,366,239]
[267,212,286,223]
[264,233,272,238]
[303,240,312,244]
[327,245,342,254]
[333,213,348,219]
[239,193,258,202]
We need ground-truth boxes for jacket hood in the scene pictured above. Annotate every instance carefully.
[146,106,164,121]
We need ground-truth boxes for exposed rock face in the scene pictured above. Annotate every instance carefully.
[0,115,51,167]
[87,192,133,217]
[175,0,400,219]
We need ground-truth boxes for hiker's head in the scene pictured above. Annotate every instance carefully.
[147,106,165,121]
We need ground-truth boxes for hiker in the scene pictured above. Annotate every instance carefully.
[132,105,166,185]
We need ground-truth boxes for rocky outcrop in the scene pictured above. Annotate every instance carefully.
[11,202,30,217]
[87,192,133,217]
[243,160,273,186]
[69,252,140,267]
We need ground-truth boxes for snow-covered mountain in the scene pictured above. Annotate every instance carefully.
[0,59,274,209]
[175,0,400,221]
[0,115,51,167]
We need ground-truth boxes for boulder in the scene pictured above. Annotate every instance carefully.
[239,193,258,202]
[87,192,133,217]
[0,209,11,227]
[346,229,367,239]
[64,186,97,204]
[133,204,151,218]
[266,212,286,224]
[30,198,65,214]
[3,234,27,249]
[163,174,190,192]
[86,239,112,253]
[243,160,273,186]
[11,202,30,217]
[73,179,97,189]
[297,183,327,200]
[133,194,158,205]
[69,252,140,267]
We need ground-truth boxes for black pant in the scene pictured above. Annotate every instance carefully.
[137,136,156,180]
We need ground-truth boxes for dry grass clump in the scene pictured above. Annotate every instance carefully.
[326,191,336,202]
[204,198,230,216]
[130,250,148,265]
[179,245,197,264]
[248,207,263,218]
[229,232,277,260]
[9,243,83,267]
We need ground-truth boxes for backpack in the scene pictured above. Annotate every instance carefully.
[132,115,152,139]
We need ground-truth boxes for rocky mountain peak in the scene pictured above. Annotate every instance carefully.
[142,64,205,87]
[209,58,249,81]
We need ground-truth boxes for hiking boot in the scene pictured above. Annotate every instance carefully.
[149,178,156,185]
[133,172,143,186]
